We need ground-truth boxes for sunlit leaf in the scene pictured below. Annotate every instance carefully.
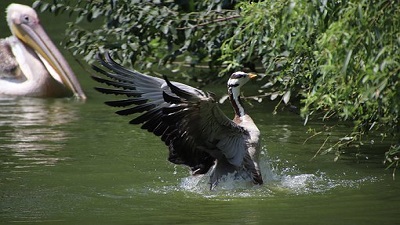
[282,90,291,104]
[270,93,279,101]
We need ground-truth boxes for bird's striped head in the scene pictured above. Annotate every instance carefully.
[227,71,257,88]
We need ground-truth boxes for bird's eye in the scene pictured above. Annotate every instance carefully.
[22,15,30,23]
[231,73,246,79]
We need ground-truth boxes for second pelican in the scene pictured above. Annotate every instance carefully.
[0,3,86,99]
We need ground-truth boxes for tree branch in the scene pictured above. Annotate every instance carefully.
[177,15,241,30]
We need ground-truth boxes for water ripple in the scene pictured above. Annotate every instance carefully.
[0,97,79,171]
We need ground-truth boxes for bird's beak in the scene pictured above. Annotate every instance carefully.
[10,19,86,99]
[248,73,258,79]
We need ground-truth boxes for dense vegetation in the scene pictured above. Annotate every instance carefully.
[33,0,399,170]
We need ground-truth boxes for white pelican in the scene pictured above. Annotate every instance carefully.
[92,52,263,189]
[0,3,86,99]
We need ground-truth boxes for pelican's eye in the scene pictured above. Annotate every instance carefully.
[21,14,30,23]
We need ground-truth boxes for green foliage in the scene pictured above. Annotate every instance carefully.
[308,1,399,127]
[306,1,400,165]
[33,0,240,72]
[34,0,399,164]
[220,0,326,104]
[384,144,400,178]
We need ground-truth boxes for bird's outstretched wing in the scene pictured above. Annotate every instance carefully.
[92,52,249,174]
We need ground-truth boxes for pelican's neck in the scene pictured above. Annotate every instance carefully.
[228,86,246,117]
[10,37,52,86]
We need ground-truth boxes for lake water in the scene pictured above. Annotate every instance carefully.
[1,1,399,224]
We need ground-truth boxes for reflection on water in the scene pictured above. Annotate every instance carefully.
[0,96,79,170]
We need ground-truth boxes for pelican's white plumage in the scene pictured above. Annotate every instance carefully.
[0,3,86,99]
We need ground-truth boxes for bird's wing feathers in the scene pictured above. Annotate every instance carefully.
[0,38,22,80]
[161,76,249,167]
[93,52,248,174]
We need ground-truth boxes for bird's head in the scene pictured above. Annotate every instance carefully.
[227,71,257,88]
[7,4,40,33]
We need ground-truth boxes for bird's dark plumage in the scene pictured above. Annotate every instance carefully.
[92,52,263,188]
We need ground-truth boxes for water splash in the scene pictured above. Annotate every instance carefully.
[179,160,276,192]
[173,157,381,198]
[131,152,382,199]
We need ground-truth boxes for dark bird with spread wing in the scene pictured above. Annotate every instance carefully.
[92,52,263,189]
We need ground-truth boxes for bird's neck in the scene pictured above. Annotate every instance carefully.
[228,86,246,117]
